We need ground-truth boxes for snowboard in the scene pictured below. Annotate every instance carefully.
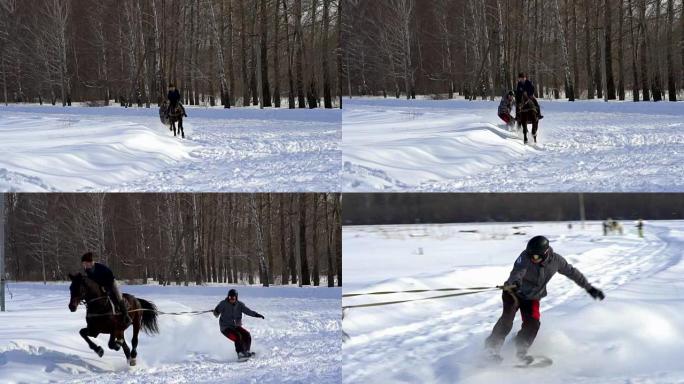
[479,353,552,369]
[237,352,256,362]
[514,355,553,368]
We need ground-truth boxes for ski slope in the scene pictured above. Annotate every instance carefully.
[0,104,341,192]
[343,98,684,191]
[0,284,341,384]
[343,221,684,383]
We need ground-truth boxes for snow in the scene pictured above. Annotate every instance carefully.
[342,97,684,191]
[0,104,341,192]
[0,284,341,383]
[343,220,684,383]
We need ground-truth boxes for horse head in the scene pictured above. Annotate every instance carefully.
[68,273,103,312]
[68,273,85,312]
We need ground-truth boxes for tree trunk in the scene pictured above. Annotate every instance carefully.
[627,0,640,101]
[604,0,616,100]
[665,0,676,101]
[553,0,574,101]
[260,0,272,107]
[585,0,594,99]
[321,0,333,108]
[639,0,650,101]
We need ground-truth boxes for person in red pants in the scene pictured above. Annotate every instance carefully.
[484,236,604,364]
[498,91,515,127]
[213,289,265,360]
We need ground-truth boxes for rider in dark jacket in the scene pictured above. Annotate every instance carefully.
[484,236,604,362]
[166,83,187,117]
[515,73,543,120]
[213,289,264,359]
[81,252,132,326]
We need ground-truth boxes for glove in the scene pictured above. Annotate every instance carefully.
[499,281,519,291]
[256,313,265,319]
[587,286,605,301]
[213,310,219,318]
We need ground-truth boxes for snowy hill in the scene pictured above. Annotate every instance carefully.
[0,105,341,192]
[342,98,684,191]
[0,284,341,384]
[343,221,684,383]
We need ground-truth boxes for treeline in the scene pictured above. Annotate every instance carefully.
[4,193,342,287]
[342,0,683,101]
[0,0,341,108]
[343,193,684,225]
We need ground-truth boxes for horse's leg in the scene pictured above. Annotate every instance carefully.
[80,328,104,357]
[532,121,538,143]
[522,119,528,143]
[108,334,120,351]
[173,121,177,136]
[130,311,141,364]
[114,330,132,364]
[179,118,184,138]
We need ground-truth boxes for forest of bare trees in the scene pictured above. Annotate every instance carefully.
[342,0,683,101]
[3,193,342,287]
[0,0,341,108]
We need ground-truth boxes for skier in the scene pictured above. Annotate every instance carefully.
[166,83,187,118]
[484,236,604,364]
[213,289,265,361]
[515,73,543,120]
[636,219,644,238]
[80,252,132,326]
[498,91,515,127]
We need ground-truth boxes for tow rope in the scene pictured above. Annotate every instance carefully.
[85,308,213,318]
[342,286,504,310]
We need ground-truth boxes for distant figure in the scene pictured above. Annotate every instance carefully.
[636,219,644,238]
[213,289,265,361]
[515,73,543,120]
[81,252,132,326]
[166,83,187,118]
[498,91,515,127]
[603,220,609,236]
[485,236,604,365]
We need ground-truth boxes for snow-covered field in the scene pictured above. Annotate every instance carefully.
[343,220,684,383]
[342,97,684,191]
[0,284,341,384]
[0,104,341,192]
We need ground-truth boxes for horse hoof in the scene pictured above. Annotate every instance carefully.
[129,358,137,366]
[95,347,104,357]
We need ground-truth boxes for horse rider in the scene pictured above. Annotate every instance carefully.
[166,83,187,118]
[81,252,132,326]
[515,73,543,120]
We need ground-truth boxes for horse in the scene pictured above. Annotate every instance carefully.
[158,102,185,138]
[68,273,159,366]
[516,96,539,144]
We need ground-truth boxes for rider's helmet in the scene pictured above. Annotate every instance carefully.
[228,289,238,299]
[526,236,550,263]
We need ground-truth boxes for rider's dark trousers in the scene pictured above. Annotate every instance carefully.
[107,281,128,317]
[221,326,252,354]
[485,290,541,355]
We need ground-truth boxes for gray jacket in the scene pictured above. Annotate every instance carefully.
[498,94,512,115]
[213,299,259,331]
[505,248,591,300]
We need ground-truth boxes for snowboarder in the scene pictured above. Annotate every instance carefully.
[166,83,187,118]
[213,288,265,361]
[498,91,515,127]
[515,73,543,120]
[484,236,604,364]
[80,252,132,326]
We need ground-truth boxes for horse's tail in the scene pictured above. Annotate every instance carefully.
[137,298,160,335]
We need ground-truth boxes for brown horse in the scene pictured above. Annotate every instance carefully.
[158,102,185,138]
[516,95,539,144]
[68,273,159,366]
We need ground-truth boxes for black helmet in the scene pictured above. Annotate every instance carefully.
[526,236,550,260]
[507,90,514,96]
[228,289,238,298]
